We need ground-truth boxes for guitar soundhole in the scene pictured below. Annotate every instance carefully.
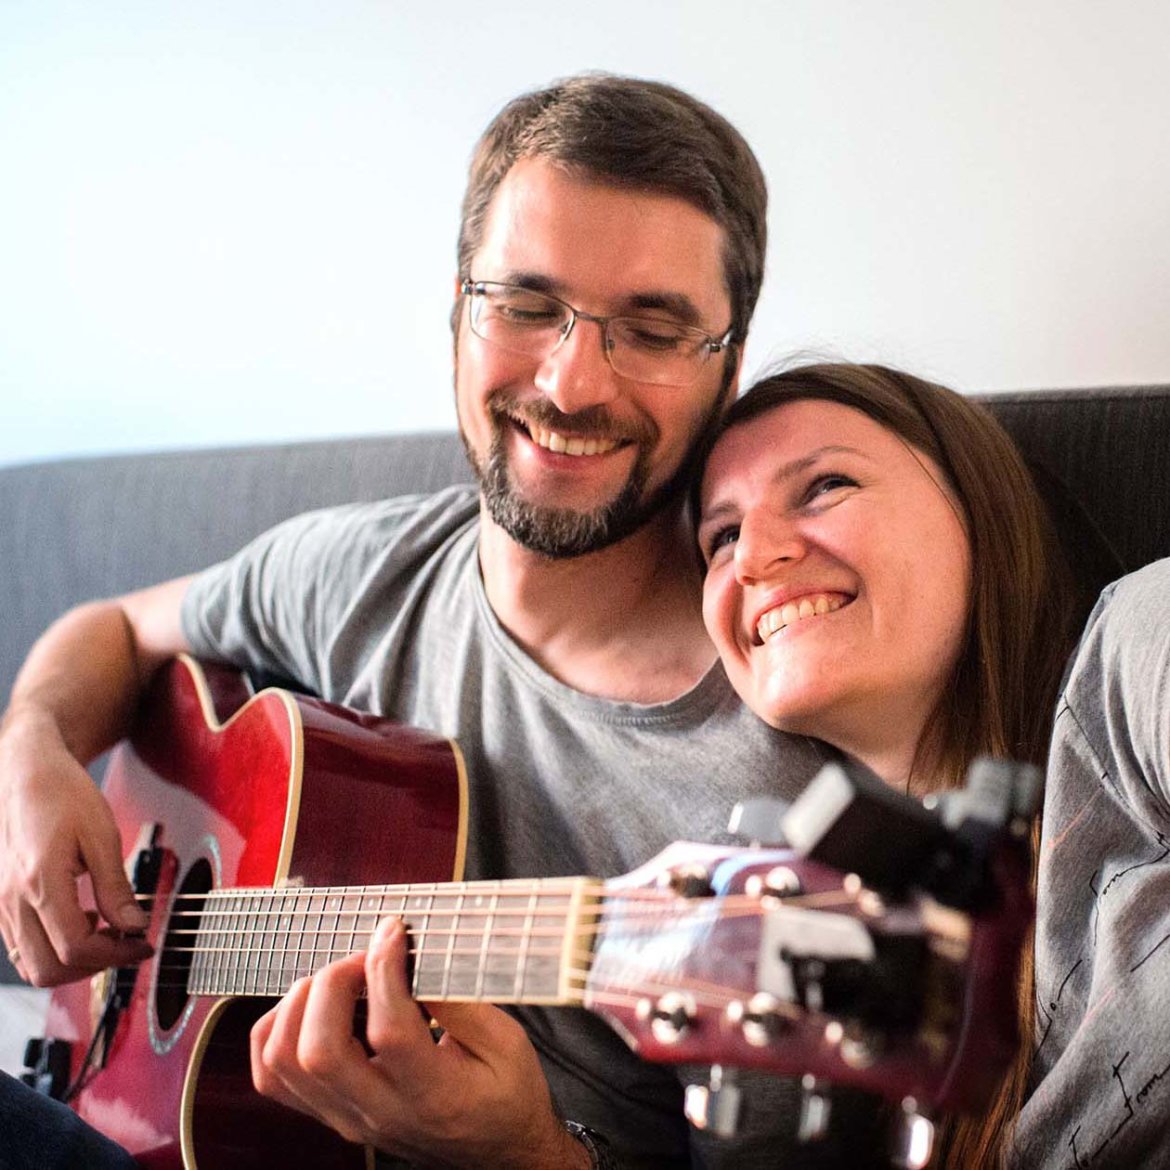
[156,857,213,1032]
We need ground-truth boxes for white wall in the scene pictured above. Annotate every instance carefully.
[2,1,1168,468]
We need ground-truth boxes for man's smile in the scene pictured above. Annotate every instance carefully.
[500,406,638,461]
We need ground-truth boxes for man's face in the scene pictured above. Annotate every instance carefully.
[454,156,738,558]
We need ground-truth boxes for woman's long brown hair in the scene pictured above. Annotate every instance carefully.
[699,363,1079,1166]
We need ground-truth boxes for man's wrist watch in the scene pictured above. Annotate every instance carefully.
[564,1120,621,1170]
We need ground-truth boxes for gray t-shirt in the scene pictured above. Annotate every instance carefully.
[181,486,897,1168]
[1011,558,1170,1169]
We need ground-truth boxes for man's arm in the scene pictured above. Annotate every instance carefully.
[251,916,594,1170]
[0,576,194,986]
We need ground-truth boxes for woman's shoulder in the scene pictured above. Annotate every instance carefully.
[1097,556,1170,612]
[1063,558,1170,767]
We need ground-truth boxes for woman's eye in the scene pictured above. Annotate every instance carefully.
[703,525,740,563]
[804,473,857,503]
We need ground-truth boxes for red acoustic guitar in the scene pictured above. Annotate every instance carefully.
[29,656,1033,1169]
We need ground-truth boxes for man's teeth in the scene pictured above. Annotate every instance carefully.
[528,424,619,457]
[756,594,845,642]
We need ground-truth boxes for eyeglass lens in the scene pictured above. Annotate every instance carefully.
[468,284,716,387]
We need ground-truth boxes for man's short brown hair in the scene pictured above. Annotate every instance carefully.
[456,73,767,345]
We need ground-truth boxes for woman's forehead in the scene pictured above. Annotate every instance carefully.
[701,396,957,509]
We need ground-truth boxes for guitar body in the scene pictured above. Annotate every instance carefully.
[34,659,1033,1168]
[43,656,467,1170]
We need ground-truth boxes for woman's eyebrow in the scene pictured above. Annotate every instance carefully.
[767,446,866,483]
[699,444,871,525]
[697,499,739,527]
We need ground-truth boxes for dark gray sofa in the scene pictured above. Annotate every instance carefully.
[3,384,1169,984]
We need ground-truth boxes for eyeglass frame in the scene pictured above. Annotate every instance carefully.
[459,279,736,387]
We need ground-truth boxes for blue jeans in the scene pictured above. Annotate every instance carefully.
[0,1071,136,1169]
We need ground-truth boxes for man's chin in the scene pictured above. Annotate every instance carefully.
[464,420,693,559]
[483,488,643,559]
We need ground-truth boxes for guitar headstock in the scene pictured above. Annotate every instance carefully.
[585,759,1036,1149]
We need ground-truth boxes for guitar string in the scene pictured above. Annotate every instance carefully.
[135,889,865,983]
[147,949,806,1015]
[157,891,859,916]
[143,896,872,999]
[146,906,787,974]
[132,885,874,998]
[147,886,860,921]
[143,893,862,958]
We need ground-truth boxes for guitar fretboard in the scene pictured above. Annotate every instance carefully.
[186,877,602,1004]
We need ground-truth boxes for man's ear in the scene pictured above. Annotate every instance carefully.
[728,341,746,395]
[717,340,746,412]
[450,276,466,339]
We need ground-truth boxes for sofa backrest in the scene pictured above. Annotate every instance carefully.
[2,385,1168,716]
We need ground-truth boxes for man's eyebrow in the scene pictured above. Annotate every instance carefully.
[501,271,558,294]
[494,272,705,326]
[622,291,704,326]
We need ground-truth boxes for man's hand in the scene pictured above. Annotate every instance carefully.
[0,707,151,986]
[0,582,191,987]
[251,916,592,1170]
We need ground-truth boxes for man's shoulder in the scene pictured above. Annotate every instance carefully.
[328,483,480,531]
[275,484,481,554]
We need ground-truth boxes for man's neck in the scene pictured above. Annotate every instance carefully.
[477,502,716,704]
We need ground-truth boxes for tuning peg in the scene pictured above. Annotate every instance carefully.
[656,862,714,899]
[728,797,789,846]
[889,1097,935,1169]
[684,1064,742,1137]
[796,1074,832,1142]
[726,992,789,1047]
[636,991,696,1044]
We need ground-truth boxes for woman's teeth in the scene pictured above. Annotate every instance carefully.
[756,593,846,642]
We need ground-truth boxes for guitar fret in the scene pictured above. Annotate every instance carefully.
[206,897,221,994]
[474,885,499,999]
[357,889,381,965]
[344,891,359,958]
[238,893,253,996]
[307,890,326,978]
[514,889,539,999]
[272,889,289,994]
[245,892,261,996]
[232,892,247,995]
[260,890,278,995]
[325,891,341,967]
[439,888,464,998]
[409,890,437,998]
[188,899,204,993]
[289,892,306,982]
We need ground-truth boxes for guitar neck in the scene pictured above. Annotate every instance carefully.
[184,877,604,1004]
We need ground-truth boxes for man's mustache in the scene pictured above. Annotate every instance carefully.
[490,396,654,447]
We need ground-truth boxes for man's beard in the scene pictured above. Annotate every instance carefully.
[461,399,719,560]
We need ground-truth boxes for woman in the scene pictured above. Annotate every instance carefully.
[695,362,1078,1165]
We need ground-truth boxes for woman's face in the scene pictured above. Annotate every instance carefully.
[698,398,972,771]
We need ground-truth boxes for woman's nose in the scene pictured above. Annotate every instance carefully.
[733,508,805,583]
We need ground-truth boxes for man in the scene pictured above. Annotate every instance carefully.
[0,76,865,1167]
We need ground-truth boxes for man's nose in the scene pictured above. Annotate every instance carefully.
[734,509,805,583]
[533,317,622,414]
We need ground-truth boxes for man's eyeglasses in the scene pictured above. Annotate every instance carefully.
[460,280,733,388]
